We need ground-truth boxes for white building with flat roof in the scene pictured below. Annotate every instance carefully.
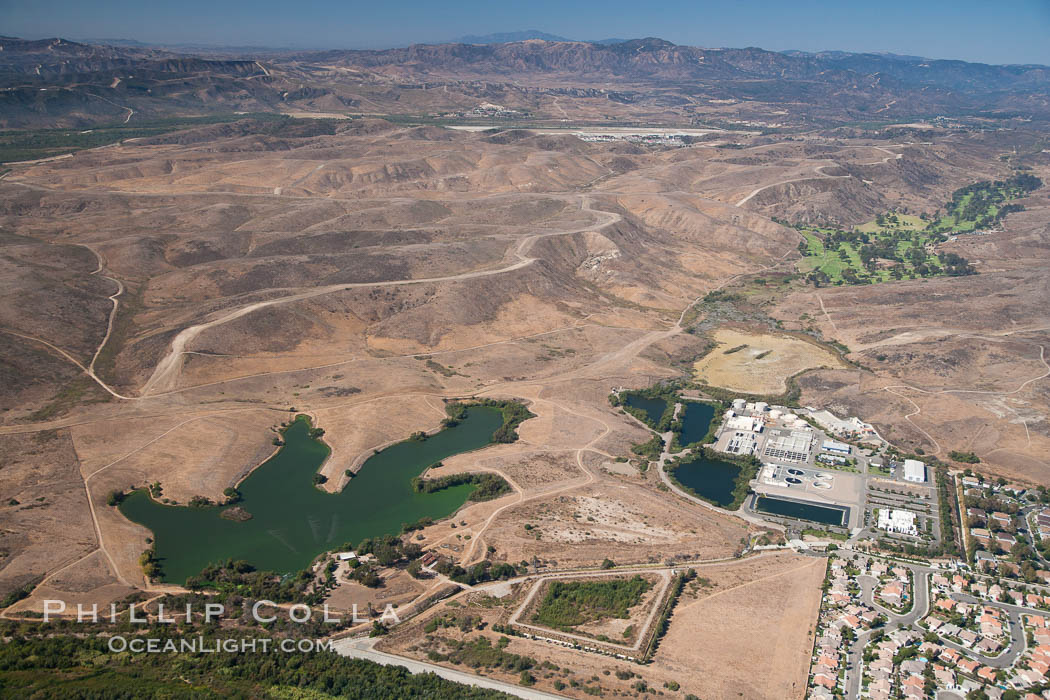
[903,459,926,483]
[726,415,762,432]
[878,509,917,536]
[822,440,851,455]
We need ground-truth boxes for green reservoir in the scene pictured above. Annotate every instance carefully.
[120,406,505,584]
[669,455,742,509]
[676,401,716,446]
[623,393,668,427]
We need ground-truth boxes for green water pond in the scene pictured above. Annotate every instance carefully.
[120,406,505,583]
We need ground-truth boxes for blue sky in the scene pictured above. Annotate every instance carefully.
[3,0,1049,65]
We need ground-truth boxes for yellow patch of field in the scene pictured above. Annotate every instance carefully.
[693,329,842,394]
[854,213,928,232]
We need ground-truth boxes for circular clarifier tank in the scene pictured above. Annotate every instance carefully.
[787,468,804,476]
[813,481,831,489]
[786,477,803,484]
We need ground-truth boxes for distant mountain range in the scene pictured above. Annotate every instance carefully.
[2,34,1049,129]
[304,36,1050,88]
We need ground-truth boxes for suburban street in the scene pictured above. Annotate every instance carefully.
[843,561,931,699]
[945,593,1050,668]
[840,554,1050,697]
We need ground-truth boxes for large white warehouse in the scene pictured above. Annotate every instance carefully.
[903,459,926,483]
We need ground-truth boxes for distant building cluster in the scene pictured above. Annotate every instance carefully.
[441,102,526,119]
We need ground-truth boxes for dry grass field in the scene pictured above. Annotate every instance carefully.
[652,552,827,699]
[375,552,823,699]
[0,114,1048,700]
[693,328,844,394]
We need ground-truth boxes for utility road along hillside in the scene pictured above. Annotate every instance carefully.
[141,196,621,396]
[735,145,904,206]
[333,637,567,700]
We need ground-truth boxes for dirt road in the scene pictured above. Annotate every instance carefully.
[141,196,621,395]
[332,636,569,699]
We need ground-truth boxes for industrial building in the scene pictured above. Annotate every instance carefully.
[903,459,926,483]
[763,430,814,462]
[724,431,758,455]
[821,439,851,455]
[878,508,918,536]
[725,414,763,432]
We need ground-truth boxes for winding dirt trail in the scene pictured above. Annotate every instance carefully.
[735,165,852,207]
[86,92,134,124]
[83,244,125,374]
[458,396,610,566]
[0,242,127,399]
[881,343,1049,456]
[140,196,621,396]
[735,144,905,207]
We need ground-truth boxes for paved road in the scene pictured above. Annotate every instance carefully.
[332,636,568,699]
[941,609,1024,669]
[842,559,1050,697]
[843,561,930,699]
[652,419,782,531]
[944,592,1050,668]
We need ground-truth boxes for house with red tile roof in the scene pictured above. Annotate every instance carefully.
[880,581,905,606]
[817,654,838,669]
[812,670,836,689]
[935,598,955,612]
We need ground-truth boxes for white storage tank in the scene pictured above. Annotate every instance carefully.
[769,409,782,421]
[755,401,769,412]
[732,399,746,411]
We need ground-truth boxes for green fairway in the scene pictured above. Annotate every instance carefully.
[796,173,1040,286]
[798,223,953,286]
[854,212,928,233]
[926,173,1040,234]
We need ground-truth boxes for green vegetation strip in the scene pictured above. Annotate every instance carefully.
[802,528,848,541]
[533,575,652,632]
[0,113,294,164]
[641,569,696,662]
[630,435,664,461]
[0,629,512,698]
